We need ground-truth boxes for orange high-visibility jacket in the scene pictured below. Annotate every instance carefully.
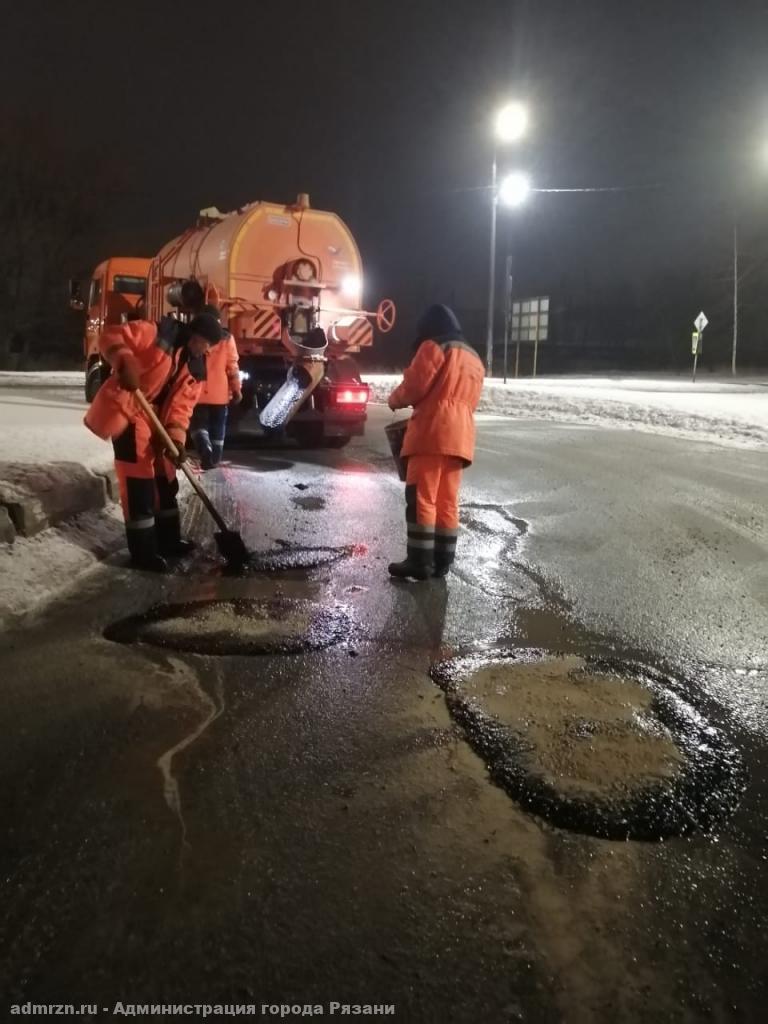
[84,319,202,441]
[197,334,240,405]
[389,338,485,465]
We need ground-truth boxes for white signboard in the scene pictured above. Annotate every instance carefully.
[694,311,708,332]
[511,296,550,343]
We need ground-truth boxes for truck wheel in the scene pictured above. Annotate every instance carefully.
[85,359,103,403]
[325,436,352,449]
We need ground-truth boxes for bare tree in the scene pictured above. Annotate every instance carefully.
[0,116,120,365]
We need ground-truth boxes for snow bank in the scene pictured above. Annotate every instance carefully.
[365,374,768,449]
[0,505,124,631]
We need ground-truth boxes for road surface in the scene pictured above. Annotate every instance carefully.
[1,403,767,1022]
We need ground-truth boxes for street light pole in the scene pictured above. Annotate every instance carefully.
[732,221,738,376]
[483,101,528,377]
[503,251,513,383]
[485,149,498,375]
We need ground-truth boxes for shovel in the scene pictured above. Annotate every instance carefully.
[134,389,250,568]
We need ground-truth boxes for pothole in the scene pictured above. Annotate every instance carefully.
[104,598,353,656]
[292,496,327,511]
[431,650,745,840]
[182,543,360,577]
[243,544,357,573]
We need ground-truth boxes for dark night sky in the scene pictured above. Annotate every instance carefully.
[3,0,768,355]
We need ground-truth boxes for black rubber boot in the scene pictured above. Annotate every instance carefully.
[433,527,458,578]
[155,512,196,558]
[126,524,168,572]
[388,557,431,581]
[130,552,169,572]
[165,538,196,556]
[388,537,434,581]
[210,442,225,467]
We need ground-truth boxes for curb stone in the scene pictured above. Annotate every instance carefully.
[0,506,14,544]
[0,462,110,538]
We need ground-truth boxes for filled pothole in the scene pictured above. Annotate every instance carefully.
[187,543,360,577]
[431,650,745,840]
[104,597,353,656]
[245,544,354,573]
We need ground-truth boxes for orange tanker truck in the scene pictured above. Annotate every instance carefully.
[73,193,395,448]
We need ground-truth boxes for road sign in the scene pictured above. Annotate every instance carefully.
[511,296,549,378]
[511,296,550,344]
[694,311,708,332]
[691,326,703,382]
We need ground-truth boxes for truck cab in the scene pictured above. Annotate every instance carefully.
[70,256,151,401]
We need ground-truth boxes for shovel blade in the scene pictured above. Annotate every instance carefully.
[214,530,250,567]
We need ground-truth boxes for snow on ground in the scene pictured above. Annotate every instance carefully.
[0,388,113,471]
[1,370,767,466]
[0,370,82,388]
[0,379,120,630]
[365,373,768,449]
[0,505,125,631]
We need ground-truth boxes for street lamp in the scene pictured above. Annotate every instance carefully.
[499,171,531,208]
[495,102,529,143]
[485,101,529,375]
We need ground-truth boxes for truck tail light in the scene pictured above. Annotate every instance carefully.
[334,387,369,405]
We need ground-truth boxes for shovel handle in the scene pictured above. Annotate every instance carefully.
[134,389,179,458]
[133,389,230,534]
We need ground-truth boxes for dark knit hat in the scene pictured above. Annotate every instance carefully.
[188,312,225,344]
[415,304,464,344]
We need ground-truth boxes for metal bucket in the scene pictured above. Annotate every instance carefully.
[385,419,409,482]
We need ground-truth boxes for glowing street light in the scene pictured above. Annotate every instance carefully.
[495,102,529,143]
[485,100,530,374]
[499,171,532,208]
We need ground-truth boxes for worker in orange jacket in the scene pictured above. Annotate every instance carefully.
[190,306,241,469]
[387,305,484,580]
[84,312,225,571]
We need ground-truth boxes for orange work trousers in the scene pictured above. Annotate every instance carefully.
[405,454,463,570]
[112,414,180,562]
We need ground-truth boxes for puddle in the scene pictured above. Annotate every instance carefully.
[104,597,354,656]
[431,649,746,840]
[292,496,327,511]
[462,503,529,541]
[453,504,536,600]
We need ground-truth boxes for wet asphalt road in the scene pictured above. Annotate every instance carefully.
[1,404,767,1022]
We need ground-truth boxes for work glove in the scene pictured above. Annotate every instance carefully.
[387,394,399,412]
[230,389,243,406]
[165,426,188,465]
[117,353,141,391]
